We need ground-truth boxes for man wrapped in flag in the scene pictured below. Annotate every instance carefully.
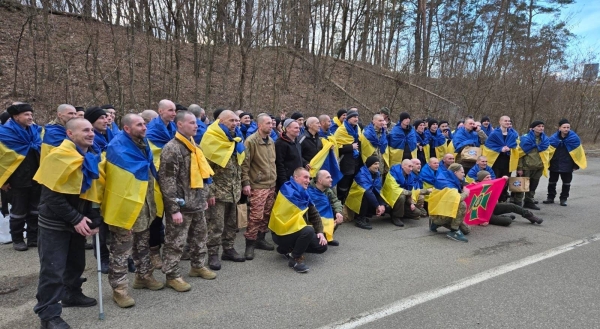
[200,110,247,270]
[41,104,77,161]
[381,160,422,227]
[329,109,347,135]
[33,118,103,329]
[159,111,216,292]
[389,112,417,164]
[428,163,471,242]
[269,168,328,273]
[543,118,587,206]
[346,156,385,230]
[411,158,430,217]
[420,157,439,211]
[309,137,343,187]
[101,104,121,135]
[482,116,519,203]
[425,119,447,160]
[470,171,543,226]
[360,114,389,174]
[514,121,550,209]
[0,103,42,251]
[145,99,177,269]
[467,156,496,183]
[333,110,362,203]
[318,114,334,139]
[413,120,429,166]
[307,170,344,246]
[448,118,487,173]
[102,114,165,309]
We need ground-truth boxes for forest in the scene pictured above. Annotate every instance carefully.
[0,0,598,140]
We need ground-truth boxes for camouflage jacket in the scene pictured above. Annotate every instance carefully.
[208,152,242,204]
[309,180,343,215]
[159,138,207,214]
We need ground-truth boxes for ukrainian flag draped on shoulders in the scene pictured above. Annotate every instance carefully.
[420,164,437,201]
[330,116,343,135]
[0,120,42,186]
[425,129,447,158]
[346,165,382,214]
[381,164,413,207]
[389,123,417,164]
[200,119,246,167]
[333,120,361,159]
[360,123,389,167]
[448,127,480,155]
[34,139,103,203]
[92,128,115,156]
[428,169,463,218]
[548,130,587,170]
[269,178,312,236]
[482,127,519,172]
[517,130,551,176]
[102,132,159,230]
[41,124,67,161]
[145,116,176,168]
[309,138,343,186]
[174,132,214,188]
[306,185,335,241]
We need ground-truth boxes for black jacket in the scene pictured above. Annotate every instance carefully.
[299,130,323,164]
[7,148,39,188]
[338,124,362,176]
[38,186,103,232]
[275,134,308,189]
[549,137,577,172]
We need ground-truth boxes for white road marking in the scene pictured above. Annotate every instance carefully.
[319,234,600,329]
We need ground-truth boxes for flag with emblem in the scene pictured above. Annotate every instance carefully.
[463,178,505,225]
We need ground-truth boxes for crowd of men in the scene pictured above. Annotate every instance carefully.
[0,101,587,329]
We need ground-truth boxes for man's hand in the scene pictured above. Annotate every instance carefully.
[376,205,385,216]
[501,146,510,152]
[171,212,183,225]
[410,204,416,211]
[352,143,359,150]
[208,197,216,207]
[463,187,470,196]
[1,183,10,191]
[517,170,523,176]
[242,186,251,196]
[74,217,93,237]
[316,233,327,246]
[335,213,344,224]
[503,176,509,180]
[305,164,312,170]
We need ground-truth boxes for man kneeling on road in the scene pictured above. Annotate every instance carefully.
[383,160,422,227]
[429,163,470,242]
[269,168,328,273]
[307,170,344,246]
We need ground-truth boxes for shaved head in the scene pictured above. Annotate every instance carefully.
[140,109,158,124]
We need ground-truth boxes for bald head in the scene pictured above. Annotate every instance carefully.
[219,110,239,131]
[428,157,440,170]
[66,118,94,150]
[306,117,320,134]
[188,104,204,119]
[499,115,511,129]
[315,170,333,189]
[372,114,385,130]
[57,104,76,125]
[401,159,414,175]
[157,99,176,124]
[140,109,158,124]
[411,158,422,173]
[442,153,455,167]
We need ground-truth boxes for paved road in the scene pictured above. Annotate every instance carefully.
[2,159,600,329]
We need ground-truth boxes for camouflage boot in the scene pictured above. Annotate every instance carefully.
[112,284,135,308]
[166,277,191,292]
[132,273,164,290]
[255,232,275,251]
[149,246,163,269]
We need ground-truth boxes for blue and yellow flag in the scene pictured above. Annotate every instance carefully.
[548,130,587,170]
[146,117,176,169]
[0,120,42,186]
[41,124,67,161]
[33,139,103,203]
[174,132,214,188]
[333,120,361,159]
[269,178,311,236]
[429,169,463,218]
[240,121,258,140]
[346,165,382,214]
[425,129,447,159]
[360,123,389,167]
[194,119,208,144]
[309,138,343,186]
[381,166,406,207]
[306,185,335,241]
[330,116,343,135]
[200,120,246,167]
[467,164,496,182]
[420,164,437,202]
[482,127,519,172]
[449,127,481,156]
[102,132,159,230]
[389,123,417,165]
[517,130,551,176]
[92,129,115,156]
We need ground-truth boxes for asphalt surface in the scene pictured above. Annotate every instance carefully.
[1,159,600,329]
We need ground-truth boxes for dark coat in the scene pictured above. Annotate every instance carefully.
[549,140,577,172]
[299,130,323,164]
[38,186,102,232]
[275,134,308,189]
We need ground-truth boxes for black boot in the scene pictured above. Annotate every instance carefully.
[40,316,71,329]
[208,254,221,270]
[542,198,554,204]
[244,239,255,260]
[354,216,372,230]
[221,248,245,262]
[559,198,567,206]
[12,241,27,251]
[62,292,97,308]
[255,232,275,251]
[524,213,544,224]
[523,202,540,210]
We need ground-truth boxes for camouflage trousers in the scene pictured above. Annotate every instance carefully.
[207,201,237,255]
[392,195,421,219]
[430,201,467,231]
[162,211,207,280]
[108,227,152,289]
[244,187,275,240]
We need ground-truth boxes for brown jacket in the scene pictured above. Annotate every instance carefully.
[159,137,206,214]
[241,132,276,189]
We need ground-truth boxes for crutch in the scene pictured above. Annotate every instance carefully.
[95,233,105,320]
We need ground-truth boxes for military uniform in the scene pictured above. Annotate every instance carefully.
[430,189,469,231]
[514,134,544,206]
[159,137,210,280]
